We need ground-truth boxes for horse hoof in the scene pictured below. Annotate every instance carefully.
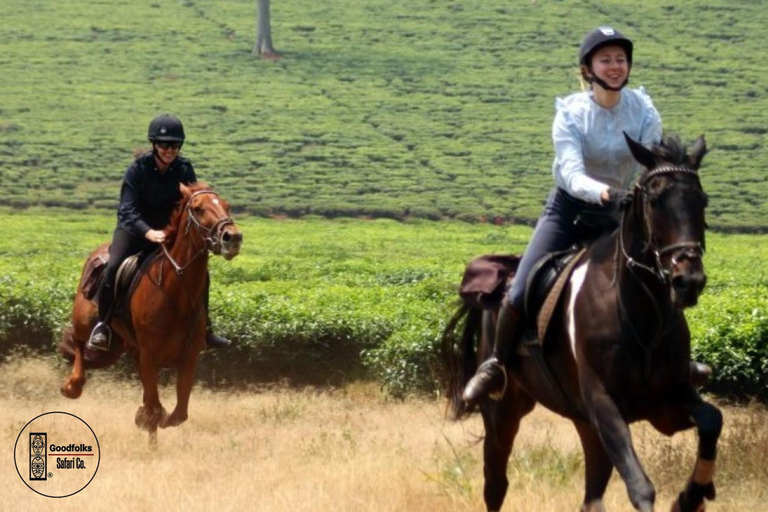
[60,380,83,399]
[159,411,187,429]
[670,498,706,512]
[135,405,167,431]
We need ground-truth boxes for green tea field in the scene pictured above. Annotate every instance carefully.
[1,0,766,229]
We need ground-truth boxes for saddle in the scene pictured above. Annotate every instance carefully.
[458,246,586,344]
[80,245,156,313]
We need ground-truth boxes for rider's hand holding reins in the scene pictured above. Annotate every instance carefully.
[602,187,633,210]
[145,229,166,244]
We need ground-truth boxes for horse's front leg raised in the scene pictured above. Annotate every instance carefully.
[668,398,722,512]
[61,329,87,399]
[581,374,655,512]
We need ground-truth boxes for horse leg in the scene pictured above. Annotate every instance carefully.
[160,355,197,428]
[581,374,655,512]
[134,351,168,435]
[60,329,87,399]
[480,383,535,512]
[650,390,722,512]
[574,420,614,512]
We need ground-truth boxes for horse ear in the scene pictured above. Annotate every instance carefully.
[180,183,190,196]
[687,135,707,170]
[623,132,657,170]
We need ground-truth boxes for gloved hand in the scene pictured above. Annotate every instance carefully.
[603,187,633,210]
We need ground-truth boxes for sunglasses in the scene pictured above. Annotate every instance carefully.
[155,141,183,150]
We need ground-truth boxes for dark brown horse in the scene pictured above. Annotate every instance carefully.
[60,182,242,442]
[442,134,721,512]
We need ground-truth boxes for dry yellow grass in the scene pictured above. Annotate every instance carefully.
[1,356,766,512]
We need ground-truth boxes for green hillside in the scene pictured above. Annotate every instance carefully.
[1,0,766,230]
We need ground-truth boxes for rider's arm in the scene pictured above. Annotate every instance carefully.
[552,101,608,205]
[117,164,152,238]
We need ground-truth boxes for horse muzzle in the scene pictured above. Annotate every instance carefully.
[670,263,706,308]
[218,225,243,260]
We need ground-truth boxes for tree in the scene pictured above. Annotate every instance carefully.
[253,0,281,60]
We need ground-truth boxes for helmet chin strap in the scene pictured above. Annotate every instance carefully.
[585,65,631,92]
[592,75,629,91]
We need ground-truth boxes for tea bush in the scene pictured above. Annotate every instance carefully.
[0,212,765,398]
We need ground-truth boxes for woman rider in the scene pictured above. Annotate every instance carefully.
[87,114,230,352]
[463,26,711,405]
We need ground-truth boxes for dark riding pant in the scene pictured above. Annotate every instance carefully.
[97,228,156,322]
[507,188,619,309]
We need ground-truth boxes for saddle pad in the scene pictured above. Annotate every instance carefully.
[80,246,110,300]
[459,254,520,310]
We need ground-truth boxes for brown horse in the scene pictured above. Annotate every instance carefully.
[442,134,721,512]
[60,182,242,442]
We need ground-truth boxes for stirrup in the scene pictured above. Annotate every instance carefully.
[486,359,509,401]
[463,357,509,404]
[205,330,231,349]
[87,322,112,352]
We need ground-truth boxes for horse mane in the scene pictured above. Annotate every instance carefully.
[650,134,688,166]
[164,181,211,242]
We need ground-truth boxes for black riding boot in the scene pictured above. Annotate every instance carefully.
[204,274,230,349]
[87,281,114,352]
[462,301,523,406]
[689,361,712,388]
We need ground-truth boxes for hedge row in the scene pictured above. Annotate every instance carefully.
[1,265,766,400]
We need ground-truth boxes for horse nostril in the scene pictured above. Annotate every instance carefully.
[222,232,231,243]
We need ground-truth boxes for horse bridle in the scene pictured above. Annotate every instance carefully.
[162,189,235,275]
[620,165,704,283]
[615,165,705,377]
[184,189,235,255]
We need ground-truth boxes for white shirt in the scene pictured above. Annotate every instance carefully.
[551,87,662,204]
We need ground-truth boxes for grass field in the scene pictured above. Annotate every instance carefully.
[2,356,767,512]
[1,0,766,229]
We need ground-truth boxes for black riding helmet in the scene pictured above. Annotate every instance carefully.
[579,26,633,66]
[579,26,633,91]
[147,114,185,143]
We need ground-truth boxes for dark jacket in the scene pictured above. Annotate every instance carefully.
[116,151,197,237]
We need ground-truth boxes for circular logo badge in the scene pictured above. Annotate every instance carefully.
[14,411,101,498]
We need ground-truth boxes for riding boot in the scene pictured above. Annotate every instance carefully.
[203,274,231,349]
[462,301,523,406]
[205,323,231,349]
[689,361,712,388]
[87,281,114,352]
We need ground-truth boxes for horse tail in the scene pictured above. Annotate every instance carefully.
[440,301,486,420]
